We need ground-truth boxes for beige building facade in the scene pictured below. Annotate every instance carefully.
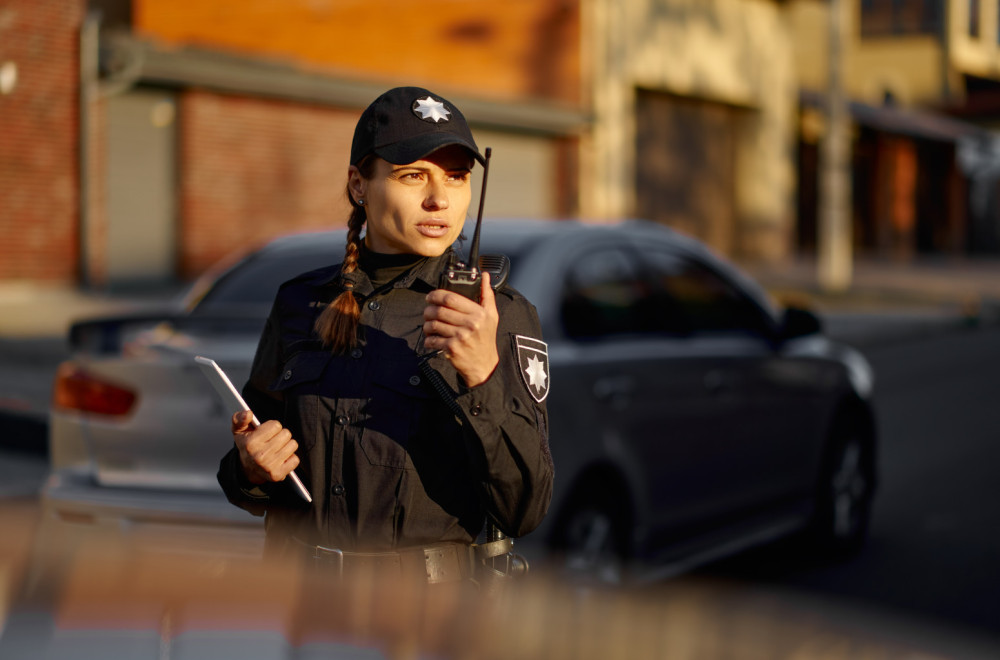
[581,0,798,261]
[791,0,1000,108]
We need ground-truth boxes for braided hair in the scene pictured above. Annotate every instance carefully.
[313,156,376,353]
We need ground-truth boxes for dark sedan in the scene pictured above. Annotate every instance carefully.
[45,219,877,581]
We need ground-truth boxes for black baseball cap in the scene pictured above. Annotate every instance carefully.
[350,86,485,167]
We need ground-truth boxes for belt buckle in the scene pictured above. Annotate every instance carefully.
[423,545,460,583]
[313,546,344,577]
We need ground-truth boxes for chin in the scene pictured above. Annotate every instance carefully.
[411,237,454,258]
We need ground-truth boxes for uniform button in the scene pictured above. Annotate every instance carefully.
[332,484,345,496]
[367,300,381,311]
[409,375,421,386]
[283,369,292,380]
[470,404,482,417]
[335,415,349,426]
[350,348,363,359]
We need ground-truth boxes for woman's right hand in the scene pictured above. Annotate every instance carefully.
[231,410,300,485]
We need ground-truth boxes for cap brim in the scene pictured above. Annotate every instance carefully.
[374,134,485,166]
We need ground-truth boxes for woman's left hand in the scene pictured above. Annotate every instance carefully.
[423,272,500,387]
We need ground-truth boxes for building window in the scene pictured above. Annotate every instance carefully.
[969,0,981,38]
[861,0,943,37]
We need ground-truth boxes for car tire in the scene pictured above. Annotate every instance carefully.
[809,419,875,557]
[551,491,630,584]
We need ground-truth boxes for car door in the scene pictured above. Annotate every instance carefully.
[553,241,747,546]
[637,245,837,531]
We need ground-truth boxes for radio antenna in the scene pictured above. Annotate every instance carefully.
[467,147,491,269]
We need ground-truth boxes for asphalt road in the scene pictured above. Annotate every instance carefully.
[690,322,1000,646]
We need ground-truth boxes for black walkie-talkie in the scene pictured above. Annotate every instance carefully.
[439,147,509,300]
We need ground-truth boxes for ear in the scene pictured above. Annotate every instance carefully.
[347,166,367,205]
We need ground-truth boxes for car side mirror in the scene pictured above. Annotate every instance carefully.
[780,306,823,340]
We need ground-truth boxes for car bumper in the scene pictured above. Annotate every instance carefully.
[40,467,265,558]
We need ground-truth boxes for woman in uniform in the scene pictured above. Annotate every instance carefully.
[217,86,554,586]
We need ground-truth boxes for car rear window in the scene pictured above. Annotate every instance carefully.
[191,228,542,316]
[194,250,336,312]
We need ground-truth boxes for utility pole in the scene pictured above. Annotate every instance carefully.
[78,13,100,290]
[818,0,853,292]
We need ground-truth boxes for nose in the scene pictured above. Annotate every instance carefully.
[423,178,449,211]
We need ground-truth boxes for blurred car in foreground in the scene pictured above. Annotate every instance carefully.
[41,219,877,580]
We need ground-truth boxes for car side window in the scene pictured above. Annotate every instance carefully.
[643,249,773,339]
[560,247,652,340]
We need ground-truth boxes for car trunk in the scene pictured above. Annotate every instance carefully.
[68,337,258,491]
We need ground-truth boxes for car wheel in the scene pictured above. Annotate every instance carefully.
[553,495,629,584]
[811,422,875,556]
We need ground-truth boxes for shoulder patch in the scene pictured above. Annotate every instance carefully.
[513,335,549,403]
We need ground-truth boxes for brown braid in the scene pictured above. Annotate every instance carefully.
[314,157,375,352]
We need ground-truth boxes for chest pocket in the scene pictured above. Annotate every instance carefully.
[270,350,333,393]
[360,357,433,469]
[270,350,334,452]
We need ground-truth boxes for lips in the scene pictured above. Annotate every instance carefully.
[416,221,451,238]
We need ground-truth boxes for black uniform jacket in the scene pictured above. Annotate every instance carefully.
[217,250,554,556]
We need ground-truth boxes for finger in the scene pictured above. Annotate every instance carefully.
[248,422,291,453]
[423,312,468,337]
[426,289,479,311]
[279,452,301,475]
[479,272,495,309]
[422,333,446,353]
[247,430,297,472]
[267,438,301,481]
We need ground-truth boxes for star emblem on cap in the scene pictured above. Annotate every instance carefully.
[413,96,451,123]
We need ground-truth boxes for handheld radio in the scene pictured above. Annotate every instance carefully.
[439,147,510,300]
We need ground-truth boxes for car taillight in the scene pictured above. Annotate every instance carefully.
[52,363,138,417]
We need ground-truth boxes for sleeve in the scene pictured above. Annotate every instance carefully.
[216,300,287,515]
[446,294,555,538]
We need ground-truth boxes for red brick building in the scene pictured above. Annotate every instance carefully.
[0,0,83,282]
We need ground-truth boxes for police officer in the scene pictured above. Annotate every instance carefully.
[217,86,554,586]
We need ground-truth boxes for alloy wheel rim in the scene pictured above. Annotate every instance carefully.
[831,440,868,538]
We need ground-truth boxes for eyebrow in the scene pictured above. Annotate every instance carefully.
[390,164,471,174]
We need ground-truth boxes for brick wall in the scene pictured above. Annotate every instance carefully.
[0,0,82,282]
[179,91,359,278]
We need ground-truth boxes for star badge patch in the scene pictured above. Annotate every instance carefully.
[514,335,549,402]
[412,96,451,123]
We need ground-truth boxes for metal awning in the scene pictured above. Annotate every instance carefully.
[801,90,989,143]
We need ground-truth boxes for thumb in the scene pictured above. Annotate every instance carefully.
[231,410,255,434]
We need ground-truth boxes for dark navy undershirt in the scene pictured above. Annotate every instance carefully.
[358,243,425,290]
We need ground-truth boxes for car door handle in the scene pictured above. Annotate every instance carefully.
[593,376,635,403]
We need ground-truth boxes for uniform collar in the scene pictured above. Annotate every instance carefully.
[322,249,456,295]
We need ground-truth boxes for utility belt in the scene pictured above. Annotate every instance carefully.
[293,536,524,588]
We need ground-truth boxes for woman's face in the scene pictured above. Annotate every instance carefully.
[350,145,473,256]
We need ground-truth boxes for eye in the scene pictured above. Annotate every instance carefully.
[447,171,471,183]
